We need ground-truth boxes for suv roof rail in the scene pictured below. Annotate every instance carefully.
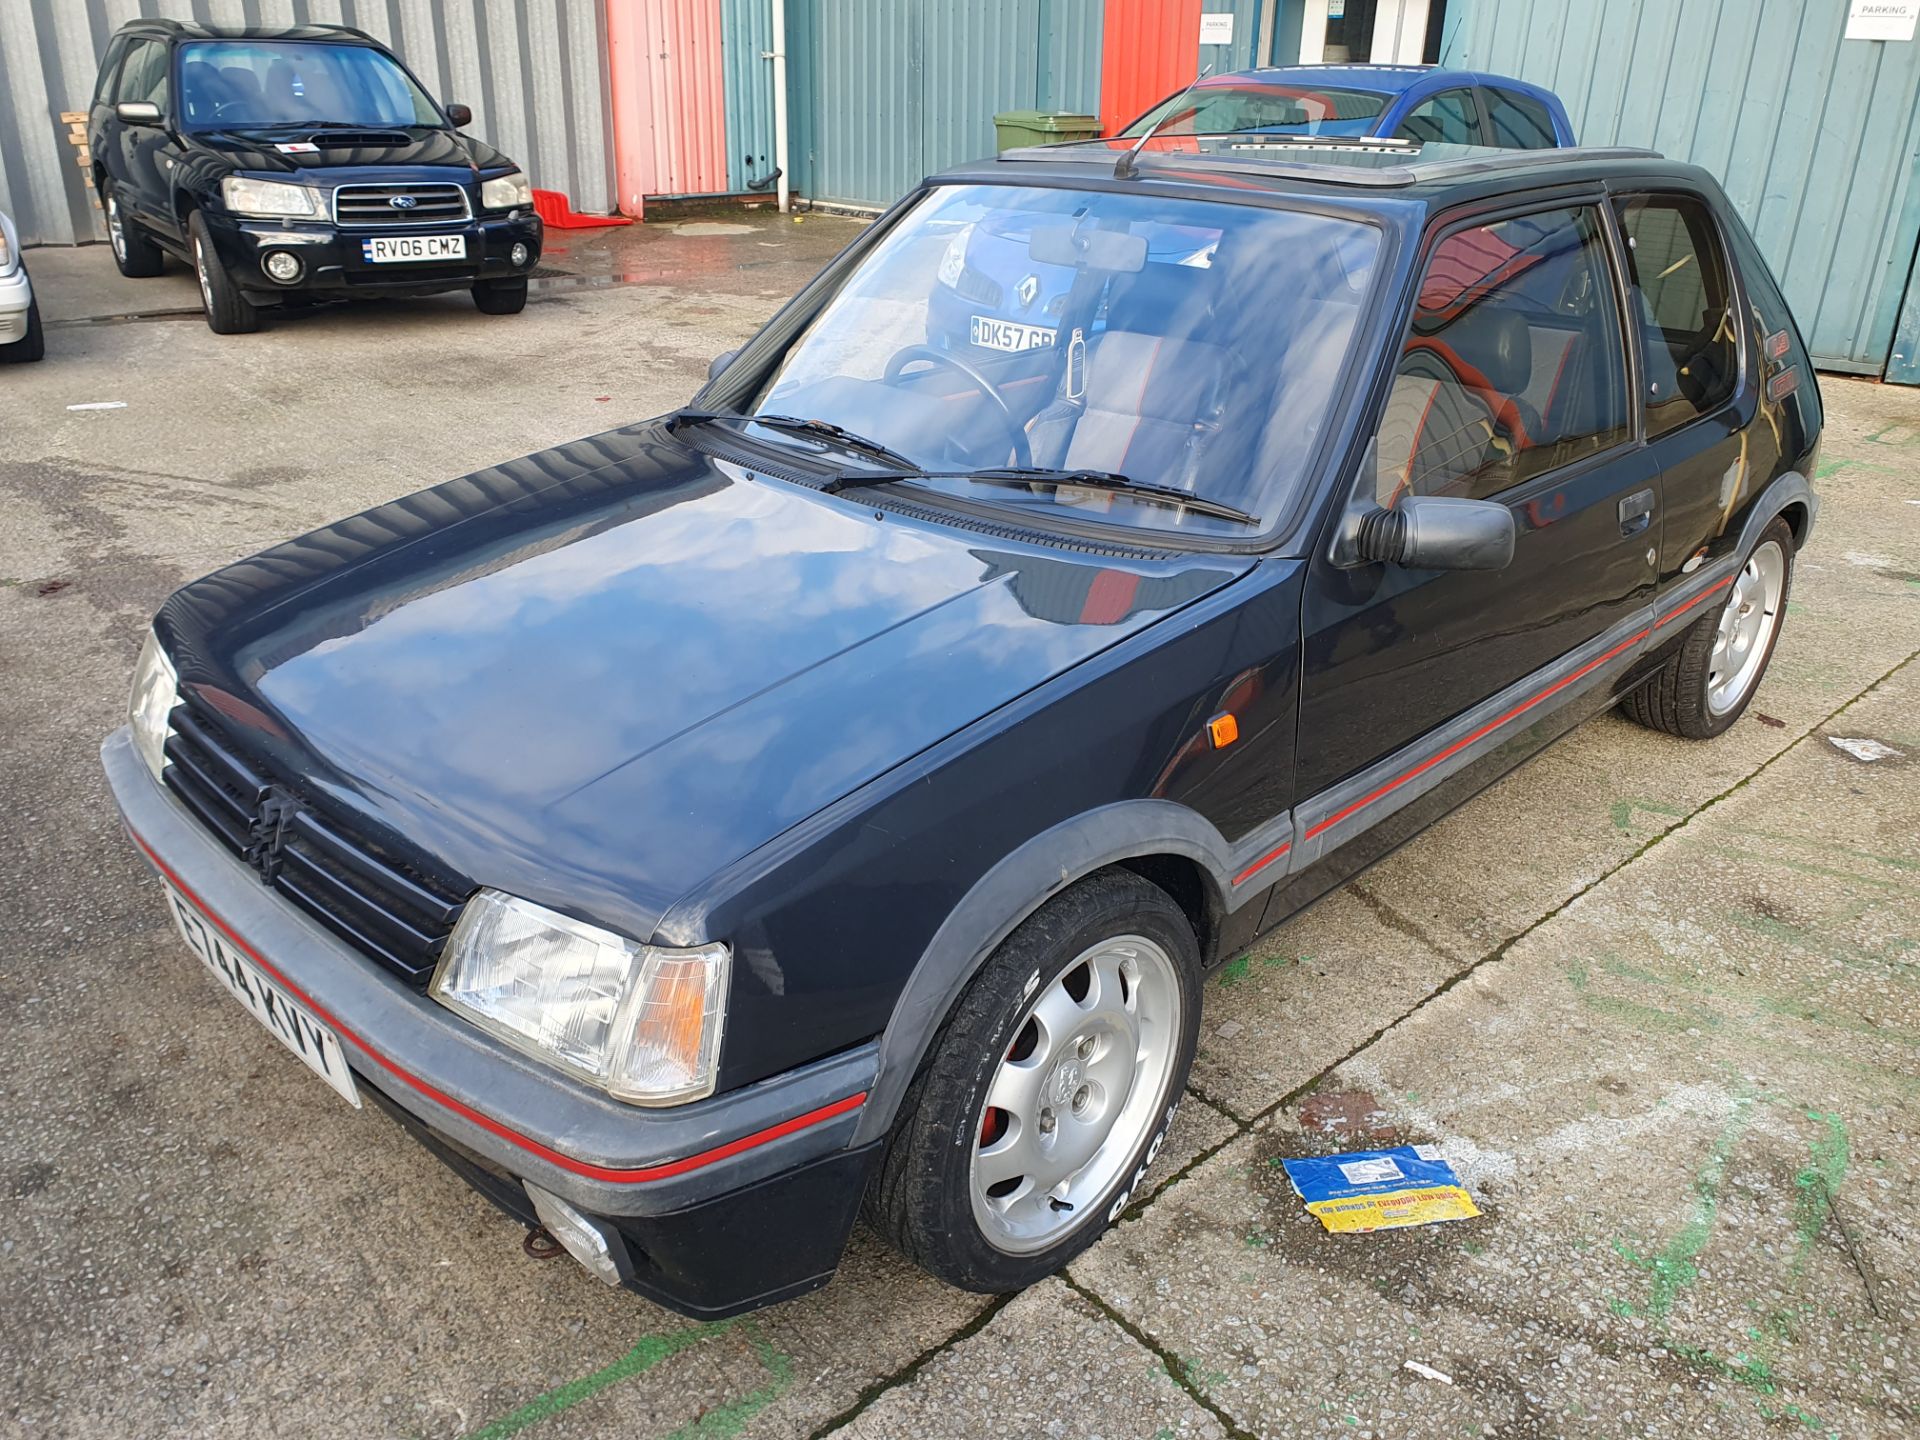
[121,17,380,45]
[994,140,1666,189]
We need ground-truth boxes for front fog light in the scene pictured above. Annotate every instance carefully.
[128,630,179,780]
[510,241,530,267]
[262,250,303,283]
[524,1183,625,1286]
[430,890,729,1105]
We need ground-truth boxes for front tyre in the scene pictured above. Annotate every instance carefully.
[189,211,259,335]
[472,277,528,315]
[1623,516,1794,740]
[105,187,165,278]
[869,869,1201,1293]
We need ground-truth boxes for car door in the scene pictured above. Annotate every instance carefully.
[1288,200,1657,868]
[110,38,185,243]
[1391,87,1486,146]
[1610,190,1750,595]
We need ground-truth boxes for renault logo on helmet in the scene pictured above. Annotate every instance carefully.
[389,194,419,210]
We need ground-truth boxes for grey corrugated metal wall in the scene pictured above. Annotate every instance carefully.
[0,0,615,248]
[1443,0,1920,376]
[787,0,1103,210]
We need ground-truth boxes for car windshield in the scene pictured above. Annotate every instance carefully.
[743,183,1381,538]
[1121,81,1393,138]
[178,41,442,130]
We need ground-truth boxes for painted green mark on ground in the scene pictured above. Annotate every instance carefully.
[1566,960,1589,990]
[465,1322,737,1439]
[1789,1112,1850,1278]
[660,1330,794,1440]
[1217,954,1252,987]
[1610,797,1689,833]
[1581,992,1720,1034]
[463,1320,794,1440]
[1812,455,1898,477]
[1613,1093,1754,1320]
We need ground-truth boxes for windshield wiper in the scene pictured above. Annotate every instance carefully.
[667,409,921,472]
[821,466,1261,527]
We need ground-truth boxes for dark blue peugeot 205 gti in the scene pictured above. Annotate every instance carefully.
[104,134,1820,1317]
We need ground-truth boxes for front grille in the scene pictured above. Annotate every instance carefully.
[954,264,1003,306]
[332,183,471,227]
[161,698,467,986]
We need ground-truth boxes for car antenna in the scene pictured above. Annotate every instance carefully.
[1114,64,1213,180]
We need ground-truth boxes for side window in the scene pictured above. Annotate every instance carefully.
[94,36,129,105]
[1614,194,1739,436]
[1395,89,1482,146]
[1374,206,1631,505]
[118,40,171,110]
[1480,88,1558,149]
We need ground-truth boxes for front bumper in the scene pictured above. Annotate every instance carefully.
[0,264,32,344]
[201,208,543,299]
[102,726,879,1316]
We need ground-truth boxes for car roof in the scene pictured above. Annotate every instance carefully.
[939,138,1693,215]
[1199,63,1441,95]
[113,18,381,46]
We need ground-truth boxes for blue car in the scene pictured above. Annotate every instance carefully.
[933,65,1575,361]
[1119,63,1576,148]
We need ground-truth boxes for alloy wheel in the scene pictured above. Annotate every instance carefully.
[968,934,1182,1253]
[194,237,215,314]
[108,195,126,261]
[1707,539,1786,715]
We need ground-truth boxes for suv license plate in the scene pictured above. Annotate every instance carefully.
[163,884,361,1107]
[362,234,467,264]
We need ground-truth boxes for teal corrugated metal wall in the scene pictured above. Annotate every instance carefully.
[787,0,1103,208]
[1199,0,1265,76]
[1042,0,1106,112]
[1444,0,1920,376]
[721,0,779,194]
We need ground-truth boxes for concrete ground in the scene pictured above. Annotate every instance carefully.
[2,212,1914,1439]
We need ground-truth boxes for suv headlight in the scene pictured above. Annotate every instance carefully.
[129,630,179,781]
[431,890,730,1105]
[220,177,327,218]
[480,170,533,210]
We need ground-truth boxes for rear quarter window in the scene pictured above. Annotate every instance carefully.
[94,36,130,105]
[1481,88,1558,149]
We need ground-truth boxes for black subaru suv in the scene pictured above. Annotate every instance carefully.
[103,137,1819,1317]
[87,19,542,333]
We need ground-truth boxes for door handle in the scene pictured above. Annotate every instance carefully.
[1618,488,1655,536]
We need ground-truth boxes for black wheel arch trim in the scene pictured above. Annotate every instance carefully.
[852,799,1262,1146]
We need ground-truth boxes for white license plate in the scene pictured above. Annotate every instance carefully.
[163,885,361,1107]
[361,234,467,264]
[970,314,1056,353]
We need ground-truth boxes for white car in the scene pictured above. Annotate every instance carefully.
[0,211,45,363]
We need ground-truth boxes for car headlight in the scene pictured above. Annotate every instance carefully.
[431,890,729,1105]
[480,171,533,210]
[936,223,973,288]
[220,177,327,218]
[129,630,179,781]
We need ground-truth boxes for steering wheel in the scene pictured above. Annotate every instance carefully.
[882,344,1031,468]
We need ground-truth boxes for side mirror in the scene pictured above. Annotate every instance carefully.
[707,348,738,381]
[116,101,162,126]
[446,103,473,128]
[1353,495,1516,571]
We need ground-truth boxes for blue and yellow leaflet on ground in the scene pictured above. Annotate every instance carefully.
[1281,1145,1481,1234]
